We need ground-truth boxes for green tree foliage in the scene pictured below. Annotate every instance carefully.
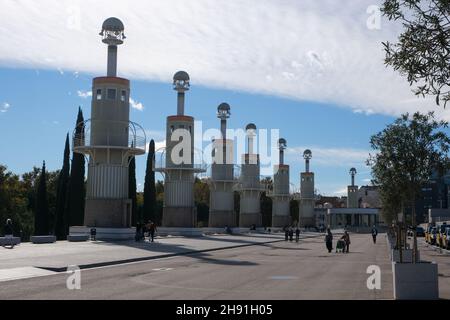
[194,177,210,227]
[143,139,156,223]
[34,161,49,235]
[368,112,450,260]
[0,165,30,238]
[128,155,137,226]
[67,107,86,226]
[382,0,450,106]
[260,177,273,227]
[55,134,70,240]
[154,180,164,225]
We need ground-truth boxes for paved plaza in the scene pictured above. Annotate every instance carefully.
[1,232,449,299]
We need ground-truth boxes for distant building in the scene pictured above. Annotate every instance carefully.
[358,185,381,208]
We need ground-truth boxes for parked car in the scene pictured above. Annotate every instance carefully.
[425,225,434,243]
[416,226,425,237]
[430,227,437,245]
[443,228,450,250]
[437,223,449,248]
[408,226,425,237]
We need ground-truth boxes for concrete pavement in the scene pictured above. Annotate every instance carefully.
[417,237,450,299]
[0,233,394,300]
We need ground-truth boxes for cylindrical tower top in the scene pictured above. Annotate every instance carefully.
[173,71,190,116]
[350,167,357,186]
[303,149,312,173]
[246,123,257,155]
[100,17,126,77]
[218,103,231,158]
[278,138,287,165]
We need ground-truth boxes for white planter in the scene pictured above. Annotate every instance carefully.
[392,262,439,300]
[391,249,420,263]
[69,227,135,241]
[0,237,21,246]
[157,228,203,237]
[31,235,56,244]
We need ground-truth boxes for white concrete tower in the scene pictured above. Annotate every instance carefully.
[73,18,146,228]
[208,103,236,227]
[238,124,263,227]
[299,149,315,227]
[347,167,359,208]
[158,71,204,227]
[270,138,291,228]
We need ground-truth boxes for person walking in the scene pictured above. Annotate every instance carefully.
[148,221,157,242]
[90,227,97,241]
[289,227,294,242]
[295,228,300,242]
[135,223,142,242]
[325,228,333,253]
[341,231,351,253]
[371,225,378,244]
[3,219,14,249]
[284,227,289,241]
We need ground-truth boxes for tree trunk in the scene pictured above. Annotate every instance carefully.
[412,201,418,263]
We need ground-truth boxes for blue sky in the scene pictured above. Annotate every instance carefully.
[1,0,448,195]
[0,67,393,195]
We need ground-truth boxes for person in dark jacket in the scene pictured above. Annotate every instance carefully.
[341,231,351,253]
[284,227,289,241]
[371,225,378,244]
[135,223,142,242]
[4,219,13,236]
[325,228,333,253]
[147,221,157,242]
[90,227,97,241]
[3,219,14,249]
[295,228,300,242]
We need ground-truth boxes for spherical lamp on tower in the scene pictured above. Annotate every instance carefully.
[173,71,190,116]
[99,17,126,77]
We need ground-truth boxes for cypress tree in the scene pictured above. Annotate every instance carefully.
[55,134,70,240]
[34,161,49,235]
[67,107,86,226]
[143,140,156,223]
[129,155,137,226]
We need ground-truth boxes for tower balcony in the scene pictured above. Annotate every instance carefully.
[72,119,146,156]
[154,147,207,175]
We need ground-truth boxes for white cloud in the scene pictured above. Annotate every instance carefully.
[0,102,11,113]
[333,187,349,196]
[129,98,144,111]
[77,90,92,98]
[1,0,449,118]
[286,146,371,168]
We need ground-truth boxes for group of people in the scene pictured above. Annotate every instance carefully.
[324,225,379,254]
[325,228,351,253]
[135,221,157,242]
[284,226,300,242]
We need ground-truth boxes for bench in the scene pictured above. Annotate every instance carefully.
[31,235,56,244]
[0,237,21,246]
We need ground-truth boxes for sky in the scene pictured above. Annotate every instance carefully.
[0,0,448,196]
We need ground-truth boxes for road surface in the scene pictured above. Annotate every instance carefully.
[0,233,393,300]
